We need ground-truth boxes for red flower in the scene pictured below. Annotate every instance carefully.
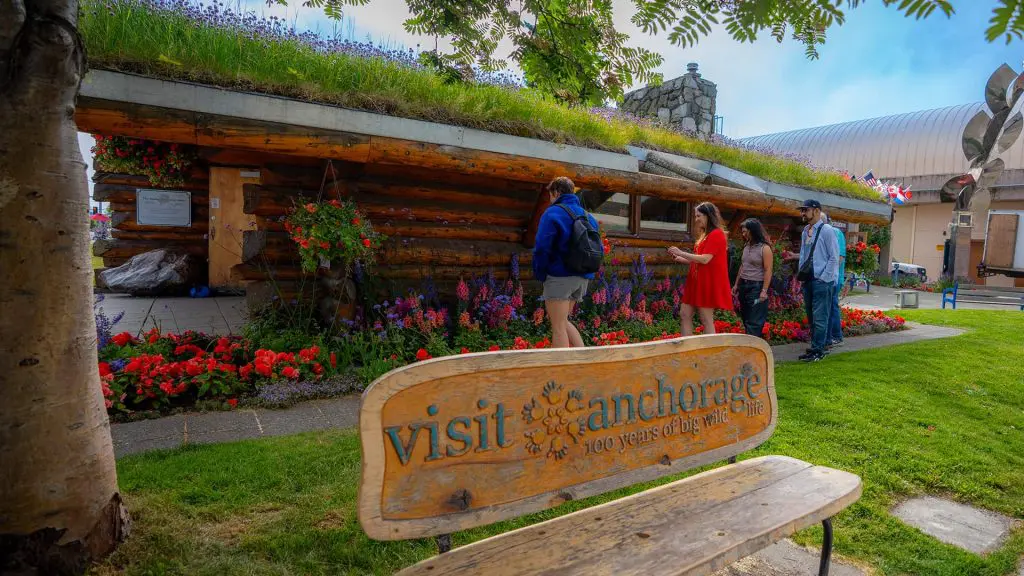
[112,332,134,347]
[227,398,238,408]
[362,238,371,248]
[98,362,112,377]
[281,366,299,379]
[415,349,432,361]
[488,345,501,352]
[352,217,361,225]
[305,203,317,213]
[320,241,330,249]
[240,364,253,380]
[460,347,470,354]
[329,352,337,369]
[299,239,310,249]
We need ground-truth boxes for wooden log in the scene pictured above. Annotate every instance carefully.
[77,98,889,225]
[350,180,535,213]
[101,257,129,268]
[93,183,210,204]
[243,227,679,268]
[259,162,336,188]
[643,152,713,184]
[728,210,749,237]
[378,222,523,243]
[522,186,550,248]
[111,230,208,242]
[243,183,531,227]
[108,202,210,220]
[77,98,373,161]
[92,239,207,259]
[110,217,209,233]
[361,163,543,196]
[92,170,209,189]
[606,236,691,249]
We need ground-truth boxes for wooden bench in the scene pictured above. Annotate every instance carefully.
[358,334,862,575]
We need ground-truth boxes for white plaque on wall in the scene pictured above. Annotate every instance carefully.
[136,189,192,227]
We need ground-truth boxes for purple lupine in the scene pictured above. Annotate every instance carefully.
[94,294,124,350]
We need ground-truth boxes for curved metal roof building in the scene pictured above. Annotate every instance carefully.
[741,103,1024,191]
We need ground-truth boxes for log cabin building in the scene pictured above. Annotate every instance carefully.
[78,70,891,312]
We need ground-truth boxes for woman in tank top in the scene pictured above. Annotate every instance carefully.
[732,218,773,338]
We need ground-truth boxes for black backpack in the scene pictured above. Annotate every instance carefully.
[556,204,603,275]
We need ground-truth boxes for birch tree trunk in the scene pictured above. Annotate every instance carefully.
[0,0,130,573]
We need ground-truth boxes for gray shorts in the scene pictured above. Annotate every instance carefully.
[542,276,590,302]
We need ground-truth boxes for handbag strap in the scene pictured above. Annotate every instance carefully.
[804,224,823,268]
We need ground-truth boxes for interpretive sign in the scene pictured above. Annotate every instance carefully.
[358,334,776,539]
[136,189,191,227]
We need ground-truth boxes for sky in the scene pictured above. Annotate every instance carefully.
[81,0,1024,196]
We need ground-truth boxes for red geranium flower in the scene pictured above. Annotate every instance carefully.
[362,238,371,248]
[415,349,432,361]
[281,366,299,379]
[227,398,238,408]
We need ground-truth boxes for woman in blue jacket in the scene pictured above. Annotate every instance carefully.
[532,177,599,348]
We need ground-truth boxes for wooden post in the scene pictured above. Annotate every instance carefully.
[728,210,749,237]
[522,185,550,248]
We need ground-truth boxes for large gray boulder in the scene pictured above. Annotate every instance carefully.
[99,249,201,296]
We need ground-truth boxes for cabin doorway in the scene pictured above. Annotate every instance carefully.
[209,167,260,291]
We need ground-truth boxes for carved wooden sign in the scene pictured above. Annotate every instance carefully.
[358,334,776,540]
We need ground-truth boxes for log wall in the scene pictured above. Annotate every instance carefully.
[92,170,209,270]
[236,160,694,308]
[88,150,808,307]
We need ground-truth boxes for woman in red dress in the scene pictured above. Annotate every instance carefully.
[668,202,733,335]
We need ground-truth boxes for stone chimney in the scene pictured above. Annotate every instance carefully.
[619,63,718,137]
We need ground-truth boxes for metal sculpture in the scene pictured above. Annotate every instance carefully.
[939,63,1024,279]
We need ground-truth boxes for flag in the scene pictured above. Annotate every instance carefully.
[888,184,909,205]
[862,170,877,187]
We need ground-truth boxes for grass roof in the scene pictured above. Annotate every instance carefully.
[79,0,884,204]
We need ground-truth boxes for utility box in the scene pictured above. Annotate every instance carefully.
[894,290,919,309]
[979,210,1024,279]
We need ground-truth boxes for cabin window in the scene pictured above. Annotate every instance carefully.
[638,196,689,238]
[582,191,633,235]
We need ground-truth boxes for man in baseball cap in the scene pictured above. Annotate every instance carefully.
[796,199,840,362]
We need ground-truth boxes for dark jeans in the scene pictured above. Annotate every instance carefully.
[828,282,843,343]
[802,279,832,354]
[737,279,768,338]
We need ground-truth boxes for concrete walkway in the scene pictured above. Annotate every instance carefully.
[110,322,964,458]
[96,294,246,336]
[844,285,1024,311]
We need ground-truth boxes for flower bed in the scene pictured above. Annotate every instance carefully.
[96,265,906,417]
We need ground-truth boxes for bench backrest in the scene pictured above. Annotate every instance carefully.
[357,333,777,540]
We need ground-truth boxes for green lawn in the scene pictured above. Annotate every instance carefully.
[96,310,1024,575]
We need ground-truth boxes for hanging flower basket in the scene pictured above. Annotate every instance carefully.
[847,241,881,276]
[91,135,196,188]
[284,199,384,274]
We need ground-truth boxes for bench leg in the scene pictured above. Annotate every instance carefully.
[436,533,452,554]
[818,518,834,576]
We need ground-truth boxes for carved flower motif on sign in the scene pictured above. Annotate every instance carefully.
[522,381,586,460]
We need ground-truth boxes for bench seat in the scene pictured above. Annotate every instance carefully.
[397,455,862,576]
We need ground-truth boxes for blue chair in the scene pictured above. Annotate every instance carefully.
[941,282,958,309]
